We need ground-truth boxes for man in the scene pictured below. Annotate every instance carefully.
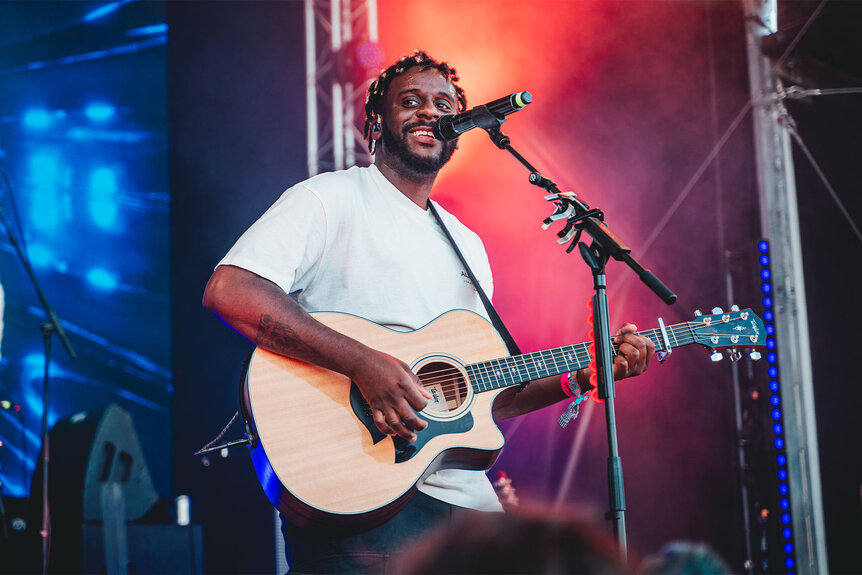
[203,50,654,574]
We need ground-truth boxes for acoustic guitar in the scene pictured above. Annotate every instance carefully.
[240,307,765,530]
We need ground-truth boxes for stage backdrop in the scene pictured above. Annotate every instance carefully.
[171,1,768,572]
[1,1,859,573]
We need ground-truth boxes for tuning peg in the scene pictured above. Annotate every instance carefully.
[728,349,743,362]
[709,349,723,362]
[712,307,724,314]
[694,310,703,317]
[749,350,762,361]
[730,305,740,312]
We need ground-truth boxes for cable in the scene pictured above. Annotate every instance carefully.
[782,118,862,246]
[771,0,830,72]
[193,411,245,456]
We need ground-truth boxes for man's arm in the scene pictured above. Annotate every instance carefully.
[203,264,430,441]
[492,324,654,420]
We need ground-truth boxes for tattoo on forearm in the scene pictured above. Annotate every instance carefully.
[256,314,316,358]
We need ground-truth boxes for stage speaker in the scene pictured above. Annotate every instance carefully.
[52,402,158,521]
[30,402,159,572]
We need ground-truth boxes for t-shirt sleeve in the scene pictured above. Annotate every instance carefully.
[217,184,328,297]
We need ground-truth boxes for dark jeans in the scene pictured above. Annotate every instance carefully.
[282,492,469,574]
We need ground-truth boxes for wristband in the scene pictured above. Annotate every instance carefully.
[561,372,578,397]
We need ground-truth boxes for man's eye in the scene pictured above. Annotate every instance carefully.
[403,98,420,107]
[436,102,452,112]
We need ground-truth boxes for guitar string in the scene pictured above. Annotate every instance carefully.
[415,322,700,390]
[411,321,756,394]
[414,322,745,392]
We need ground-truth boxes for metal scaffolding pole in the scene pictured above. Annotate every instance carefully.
[304,0,378,177]
[743,1,828,573]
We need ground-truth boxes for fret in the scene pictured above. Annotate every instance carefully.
[559,347,573,373]
[560,345,577,372]
[471,361,489,392]
[510,358,522,384]
[504,357,517,385]
[473,359,493,391]
[545,348,563,376]
[486,358,500,388]
[532,352,551,378]
[571,343,588,371]
[514,353,531,384]
[465,363,483,392]
[478,359,493,391]
[465,364,480,392]
[522,352,539,381]
[491,358,511,388]
[483,363,493,392]
[646,330,663,353]
[578,343,589,369]
[670,326,681,348]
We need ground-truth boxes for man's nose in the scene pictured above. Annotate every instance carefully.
[416,100,440,120]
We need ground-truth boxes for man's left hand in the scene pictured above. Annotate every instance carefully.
[612,323,655,380]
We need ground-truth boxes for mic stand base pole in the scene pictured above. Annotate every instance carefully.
[40,323,54,575]
[583,246,628,559]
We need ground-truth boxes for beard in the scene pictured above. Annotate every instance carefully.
[380,121,458,175]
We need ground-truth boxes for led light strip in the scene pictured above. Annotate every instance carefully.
[758,239,796,574]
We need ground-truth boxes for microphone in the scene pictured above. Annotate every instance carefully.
[432,91,532,141]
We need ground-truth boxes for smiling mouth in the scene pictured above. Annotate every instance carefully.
[407,126,438,144]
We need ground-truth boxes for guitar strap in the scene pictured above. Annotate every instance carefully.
[428,201,523,357]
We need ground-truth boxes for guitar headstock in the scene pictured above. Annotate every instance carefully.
[689,306,766,362]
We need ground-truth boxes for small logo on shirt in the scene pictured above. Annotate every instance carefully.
[461,271,477,291]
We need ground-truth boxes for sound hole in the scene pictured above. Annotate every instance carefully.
[417,361,468,414]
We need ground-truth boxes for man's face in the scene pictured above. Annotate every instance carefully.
[375,67,459,176]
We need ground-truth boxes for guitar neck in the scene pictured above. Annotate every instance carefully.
[466,322,695,393]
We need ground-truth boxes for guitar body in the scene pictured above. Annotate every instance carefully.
[242,309,511,531]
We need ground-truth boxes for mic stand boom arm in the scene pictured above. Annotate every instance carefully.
[475,116,676,305]
[473,116,677,559]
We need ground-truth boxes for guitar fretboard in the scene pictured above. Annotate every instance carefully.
[465,322,698,392]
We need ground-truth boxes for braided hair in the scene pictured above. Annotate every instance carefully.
[364,50,467,154]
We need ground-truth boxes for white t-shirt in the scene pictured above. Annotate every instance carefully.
[219,164,503,512]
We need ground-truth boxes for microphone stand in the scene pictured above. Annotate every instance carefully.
[0,207,76,574]
[468,108,676,559]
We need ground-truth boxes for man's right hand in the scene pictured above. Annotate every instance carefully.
[350,350,431,442]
